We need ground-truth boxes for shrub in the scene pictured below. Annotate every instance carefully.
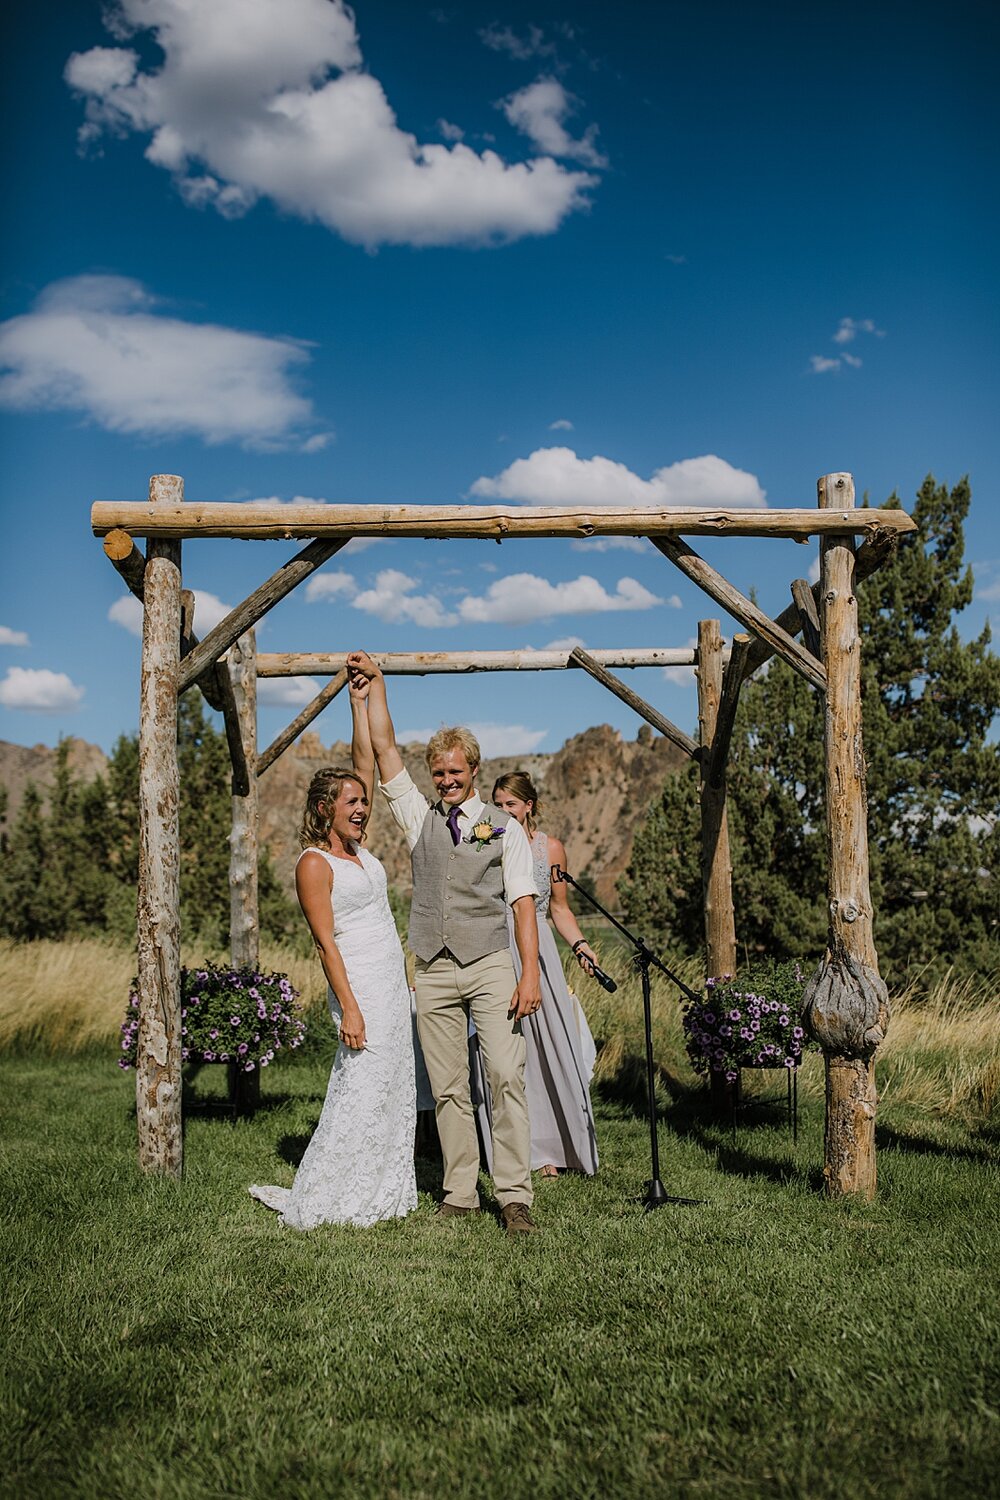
[682,960,812,1082]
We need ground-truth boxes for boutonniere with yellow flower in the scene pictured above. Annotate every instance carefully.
[467,820,506,849]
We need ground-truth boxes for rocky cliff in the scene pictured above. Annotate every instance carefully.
[1,724,686,911]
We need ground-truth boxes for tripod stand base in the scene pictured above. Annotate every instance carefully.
[643,1178,705,1211]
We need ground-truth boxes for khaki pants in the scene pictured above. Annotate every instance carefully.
[414,949,532,1208]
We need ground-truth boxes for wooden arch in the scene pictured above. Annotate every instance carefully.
[92,473,916,1200]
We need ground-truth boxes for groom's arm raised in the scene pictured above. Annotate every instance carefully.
[347,651,404,784]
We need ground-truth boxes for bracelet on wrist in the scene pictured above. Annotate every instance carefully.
[571,940,587,954]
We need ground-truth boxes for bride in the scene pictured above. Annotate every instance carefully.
[250,678,417,1229]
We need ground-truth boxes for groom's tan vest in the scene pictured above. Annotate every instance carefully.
[408,805,513,965]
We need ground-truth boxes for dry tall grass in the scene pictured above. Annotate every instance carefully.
[1,937,996,1124]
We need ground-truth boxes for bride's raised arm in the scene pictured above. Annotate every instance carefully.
[349,673,376,804]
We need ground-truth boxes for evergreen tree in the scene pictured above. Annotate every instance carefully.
[620,476,999,978]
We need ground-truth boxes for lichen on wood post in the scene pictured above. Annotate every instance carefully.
[136,474,183,1177]
[696,620,738,1115]
[228,631,260,1112]
[803,471,889,1200]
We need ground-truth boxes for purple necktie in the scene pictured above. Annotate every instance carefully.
[446,806,462,846]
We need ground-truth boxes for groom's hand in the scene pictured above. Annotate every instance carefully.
[510,969,542,1022]
[347,649,381,683]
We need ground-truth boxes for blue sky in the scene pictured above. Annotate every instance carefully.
[1,0,997,758]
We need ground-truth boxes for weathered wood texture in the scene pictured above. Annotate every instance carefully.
[103,528,227,714]
[741,525,900,681]
[697,621,739,1116]
[707,633,751,790]
[790,578,821,659]
[91,501,918,543]
[256,647,706,677]
[257,669,349,777]
[802,473,888,1201]
[649,536,828,693]
[228,633,260,1111]
[569,647,698,758]
[136,475,183,1178]
[177,539,348,692]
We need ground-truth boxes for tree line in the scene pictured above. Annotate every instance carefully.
[0,694,301,950]
[619,477,999,980]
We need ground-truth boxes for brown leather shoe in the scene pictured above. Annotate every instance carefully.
[434,1201,479,1218]
[500,1203,538,1235]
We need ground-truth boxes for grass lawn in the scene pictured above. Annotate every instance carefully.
[1,1051,998,1500]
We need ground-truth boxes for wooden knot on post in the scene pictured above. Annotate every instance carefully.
[802,954,890,1059]
[494,516,510,544]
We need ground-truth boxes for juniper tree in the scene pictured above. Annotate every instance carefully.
[620,476,999,978]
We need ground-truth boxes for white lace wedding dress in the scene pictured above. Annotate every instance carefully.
[250,846,417,1229]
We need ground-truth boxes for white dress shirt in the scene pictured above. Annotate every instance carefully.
[380,767,537,906]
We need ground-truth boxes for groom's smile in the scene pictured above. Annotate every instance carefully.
[430,749,477,807]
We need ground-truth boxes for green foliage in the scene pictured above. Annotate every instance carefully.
[0,693,300,948]
[621,476,999,978]
[119,964,305,1070]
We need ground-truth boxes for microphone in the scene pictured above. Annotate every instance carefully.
[550,866,618,992]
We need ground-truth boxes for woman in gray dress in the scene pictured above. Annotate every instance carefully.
[484,772,600,1177]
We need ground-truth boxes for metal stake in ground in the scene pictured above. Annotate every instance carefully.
[551,867,704,1212]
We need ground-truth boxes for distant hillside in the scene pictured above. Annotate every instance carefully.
[1,724,686,911]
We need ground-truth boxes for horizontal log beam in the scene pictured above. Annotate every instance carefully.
[257,670,349,777]
[650,535,828,694]
[255,647,712,677]
[741,525,899,681]
[569,647,698,758]
[91,502,917,543]
[178,538,348,693]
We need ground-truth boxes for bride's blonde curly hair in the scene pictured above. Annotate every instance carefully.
[491,771,541,836]
[299,767,368,849]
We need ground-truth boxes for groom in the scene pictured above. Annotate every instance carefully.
[347,651,541,1235]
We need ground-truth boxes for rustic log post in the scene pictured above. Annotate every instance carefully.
[228,631,260,1113]
[707,633,751,789]
[136,474,183,1177]
[803,472,888,1200]
[696,621,739,1116]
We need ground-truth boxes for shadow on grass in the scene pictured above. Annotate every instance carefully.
[598,1061,824,1191]
[875,1123,999,1166]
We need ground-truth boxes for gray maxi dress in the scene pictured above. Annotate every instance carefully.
[472,831,599,1175]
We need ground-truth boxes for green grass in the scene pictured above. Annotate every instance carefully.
[2,1052,998,1500]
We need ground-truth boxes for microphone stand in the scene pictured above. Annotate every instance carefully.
[553,866,704,1211]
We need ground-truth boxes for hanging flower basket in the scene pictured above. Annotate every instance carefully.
[119,965,305,1073]
[682,960,813,1084]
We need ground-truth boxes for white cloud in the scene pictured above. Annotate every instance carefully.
[108,595,144,635]
[471,447,766,507]
[479,24,555,61]
[808,555,821,585]
[0,276,326,448]
[304,571,358,603]
[500,78,607,168]
[458,572,665,626]
[66,0,598,249]
[0,626,30,646]
[352,570,459,628]
[398,721,548,757]
[809,355,842,374]
[437,119,464,142]
[539,636,585,651]
[257,677,317,707]
[833,317,885,345]
[549,418,573,430]
[108,588,232,636]
[571,536,650,554]
[0,667,85,712]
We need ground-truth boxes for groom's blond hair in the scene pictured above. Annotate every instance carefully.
[425,726,480,771]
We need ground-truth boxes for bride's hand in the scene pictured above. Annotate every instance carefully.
[340,1006,367,1050]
